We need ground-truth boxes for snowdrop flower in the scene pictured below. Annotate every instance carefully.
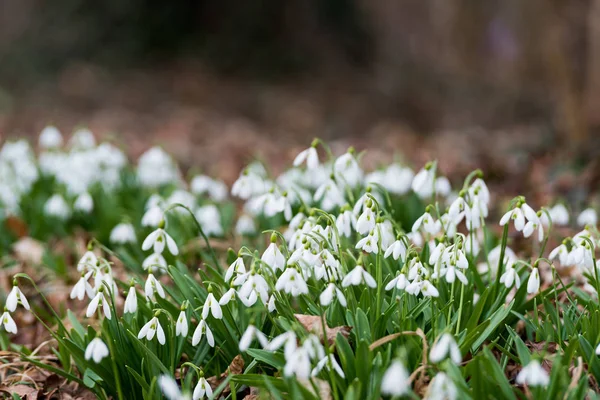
[85,337,109,363]
[219,287,236,305]
[0,310,16,334]
[542,204,569,226]
[176,310,188,337]
[341,265,376,288]
[577,208,597,227]
[239,324,269,352]
[261,239,286,271]
[69,128,96,149]
[235,214,256,235]
[320,283,347,307]
[293,143,319,169]
[6,285,30,312]
[499,266,521,289]
[334,151,363,187]
[412,163,436,198]
[425,372,457,400]
[435,176,451,196]
[44,194,71,220]
[314,179,346,211]
[356,231,379,254]
[384,237,408,262]
[137,146,181,187]
[595,343,600,355]
[138,316,166,345]
[159,376,191,400]
[412,211,441,236]
[385,273,409,291]
[193,375,213,400]
[192,319,215,347]
[312,354,345,378]
[232,171,265,200]
[39,126,63,148]
[430,333,462,364]
[77,251,98,272]
[109,223,136,244]
[142,252,168,273]
[86,289,111,319]
[142,227,179,255]
[523,214,544,242]
[336,208,355,237]
[527,268,540,294]
[71,272,93,301]
[225,257,246,283]
[124,286,138,314]
[202,292,223,320]
[195,205,224,236]
[145,273,166,300]
[421,280,440,297]
[381,360,410,397]
[549,242,570,266]
[141,206,164,227]
[74,192,94,213]
[356,205,376,235]
[276,268,309,296]
[516,360,549,387]
[500,201,537,232]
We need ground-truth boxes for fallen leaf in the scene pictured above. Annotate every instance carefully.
[294,314,352,346]
[0,384,39,400]
[206,355,245,394]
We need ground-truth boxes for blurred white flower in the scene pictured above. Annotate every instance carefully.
[74,192,94,213]
[516,360,549,387]
[44,194,71,220]
[381,360,410,396]
[39,126,63,149]
[110,223,136,244]
[430,333,461,364]
[577,208,597,227]
[85,337,109,363]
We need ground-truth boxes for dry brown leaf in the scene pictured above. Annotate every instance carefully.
[294,314,351,346]
[206,355,245,394]
[13,237,45,265]
[5,216,28,238]
[0,384,39,400]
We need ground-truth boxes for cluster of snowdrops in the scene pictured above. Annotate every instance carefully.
[1,128,600,399]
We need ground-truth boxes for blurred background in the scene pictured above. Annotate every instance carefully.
[0,0,599,197]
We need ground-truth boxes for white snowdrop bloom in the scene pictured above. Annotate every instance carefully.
[516,360,549,387]
[356,231,379,254]
[190,175,227,200]
[266,331,297,358]
[74,192,93,213]
[384,164,414,195]
[312,354,345,378]
[541,204,569,227]
[384,238,407,261]
[421,280,440,297]
[549,243,570,266]
[202,293,223,320]
[261,242,286,271]
[425,372,457,400]
[167,190,196,212]
[138,316,166,345]
[412,212,441,235]
[336,208,355,238]
[341,265,376,288]
[142,252,168,273]
[276,268,309,296]
[595,343,600,355]
[193,376,213,400]
[176,310,188,337]
[376,220,395,251]
[407,231,424,247]
[480,245,517,276]
[69,128,96,149]
[314,179,346,211]
[448,197,467,224]
[225,257,246,282]
[527,268,540,294]
[320,283,347,306]
[356,207,376,235]
[499,266,521,289]
[39,126,63,148]
[85,337,109,363]
[0,311,17,334]
[523,215,544,242]
[6,286,30,312]
[334,152,363,187]
[232,171,266,200]
[109,223,136,244]
[159,376,191,400]
[44,194,71,220]
[435,176,451,197]
[137,147,181,187]
[71,273,93,301]
[385,273,409,291]
[267,295,277,312]
[430,333,462,364]
[381,360,410,397]
[293,146,319,170]
[124,286,138,314]
[219,288,237,305]
[500,202,538,232]
[412,164,436,198]
[194,205,224,236]
[239,325,269,352]
[145,273,166,300]
[86,291,111,319]
[141,205,164,227]
[192,319,215,347]
[237,273,270,306]
[142,228,179,255]
[235,214,256,236]
[284,346,312,380]
[577,208,597,227]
